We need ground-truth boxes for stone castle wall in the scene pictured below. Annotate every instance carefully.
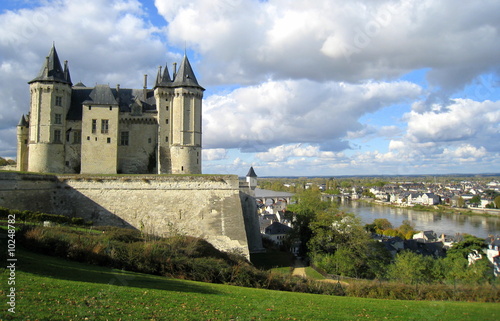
[0,172,261,258]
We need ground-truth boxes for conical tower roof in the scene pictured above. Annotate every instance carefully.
[17,114,28,127]
[172,55,204,90]
[246,166,257,178]
[28,44,72,85]
[155,64,173,87]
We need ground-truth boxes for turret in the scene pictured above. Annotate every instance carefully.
[246,166,258,190]
[154,63,174,173]
[16,115,29,171]
[26,44,72,173]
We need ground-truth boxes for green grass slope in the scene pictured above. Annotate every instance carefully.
[1,248,499,320]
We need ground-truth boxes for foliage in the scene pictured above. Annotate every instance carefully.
[0,207,91,226]
[470,195,482,205]
[286,189,336,257]
[446,235,486,260]
[17,225,347,295]
[387,251,435,284]
[0,156,16,166]
[287,190,392,279]
[365,218,416,240]
[495,195,500,209]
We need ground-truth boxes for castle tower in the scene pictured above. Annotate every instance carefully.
[155,55,204,174]
[16,115,29,171]
[154,64,175,174]
[26,44,72,173]
[246,166,258,190]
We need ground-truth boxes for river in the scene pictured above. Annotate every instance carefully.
[339,201,500,239]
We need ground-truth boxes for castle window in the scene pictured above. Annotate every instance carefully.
[165,136,169,143]
[101,119,109,134]
[54,113,62,124]
[109,106,113,111]
[107,137,111,144]
[92,119,97,133]
[73,131,81,144]
[166,106,169,111]
[54,130,62,143]
[148,138,152,144]
[120,131,129,146]
[166,119,169,124]
[55,96,62,106]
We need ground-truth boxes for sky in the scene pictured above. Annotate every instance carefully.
[0,0,499,177]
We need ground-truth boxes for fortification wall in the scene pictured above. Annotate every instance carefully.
[0,172,254,258]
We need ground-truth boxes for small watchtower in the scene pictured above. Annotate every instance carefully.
[246,166,258,190]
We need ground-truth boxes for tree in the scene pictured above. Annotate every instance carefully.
[387,251,435,284]
[287,189,336,257]
[495,195,500,209]
[373,218,393,232]
[470,195,481,206]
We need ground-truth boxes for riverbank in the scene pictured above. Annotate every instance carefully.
[358,198,500,218]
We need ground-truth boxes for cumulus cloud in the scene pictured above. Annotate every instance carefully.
[405,99,500,150]
[203,79,421,151]
[158,0,500,90]
[202,148,228,161]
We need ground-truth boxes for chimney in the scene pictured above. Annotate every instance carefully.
[116,84,120,105]
[173,62,177,79]
[143,74,147,101]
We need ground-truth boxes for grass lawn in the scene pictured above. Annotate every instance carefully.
[1,248,499,320]
[304,267,325,280]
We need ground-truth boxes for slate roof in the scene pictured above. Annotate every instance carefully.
[265,222,292,235]
[28,45,72,85]
[85,85,118,105]
[172,55,204,90]
[155,64,173,87]
[17,114,28,127]
[246,166,257,178]
[67,86,157,121]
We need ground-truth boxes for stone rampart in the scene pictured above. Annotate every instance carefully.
[0,172,257,258]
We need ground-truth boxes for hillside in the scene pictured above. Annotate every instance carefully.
[2,241,499,320]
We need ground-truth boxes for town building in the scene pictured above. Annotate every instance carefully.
[17,45,204,175]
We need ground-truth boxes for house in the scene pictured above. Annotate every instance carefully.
[263,221,292,246]
[413,230,438,243]
[380,236,404,257]
[404,239,445,258]
[419,193,440,205]
[486,236,500,277]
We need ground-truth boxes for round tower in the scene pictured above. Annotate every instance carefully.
[169,55,204,174]
[154,64,175,174]
[27,45,72,173]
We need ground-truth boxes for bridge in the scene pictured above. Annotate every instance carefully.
[254,188,294,205]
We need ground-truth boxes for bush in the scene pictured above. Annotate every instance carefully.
[16,225,500,301]
[0,207,91,226]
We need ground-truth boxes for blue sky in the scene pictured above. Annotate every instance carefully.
[0,0,499,176]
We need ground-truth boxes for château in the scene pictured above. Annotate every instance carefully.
[17,44,204,174]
